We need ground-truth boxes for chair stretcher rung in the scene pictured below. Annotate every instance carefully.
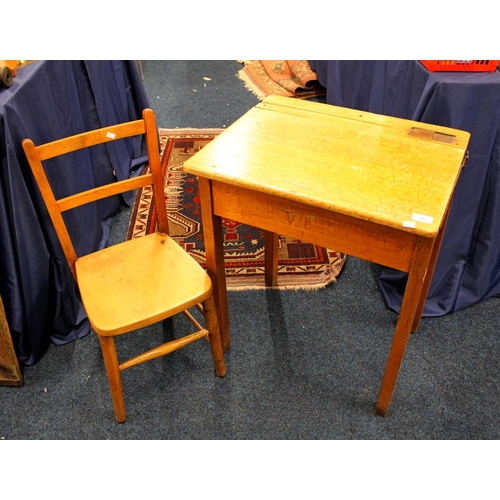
[119,328,209,371]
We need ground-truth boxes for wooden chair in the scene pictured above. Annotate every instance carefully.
[22,108,226,422]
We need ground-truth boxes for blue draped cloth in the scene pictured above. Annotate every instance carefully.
[310,60,500,316]
[0,61,150,366]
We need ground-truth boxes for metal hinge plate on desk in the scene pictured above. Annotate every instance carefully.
[408,127,456,144]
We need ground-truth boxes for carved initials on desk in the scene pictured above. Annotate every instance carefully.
[286,210,297,225]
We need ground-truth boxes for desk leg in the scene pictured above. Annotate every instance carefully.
[410,233,441,334]
[199,178,230,352]
[411,201,452,333]
[264,231,279,287]
[375,236,434,416]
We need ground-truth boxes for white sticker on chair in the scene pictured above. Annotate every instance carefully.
[106,132,116,139]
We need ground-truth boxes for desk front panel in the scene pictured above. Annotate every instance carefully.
[211,180,418,273]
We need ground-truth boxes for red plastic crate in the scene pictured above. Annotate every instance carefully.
[420,60,499,72]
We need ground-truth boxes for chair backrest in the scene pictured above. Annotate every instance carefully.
[22,108,168,279]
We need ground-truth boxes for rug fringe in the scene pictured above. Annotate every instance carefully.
[226,276,338,292]
[236,69,269,101]
[224,262,344,292]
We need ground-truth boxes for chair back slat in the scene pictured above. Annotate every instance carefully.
[57,173,154,212]
[36,120,146,160]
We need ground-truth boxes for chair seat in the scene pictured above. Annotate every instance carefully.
[75,232,213,336]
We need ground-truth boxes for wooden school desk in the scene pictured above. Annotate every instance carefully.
[183,95,470,416]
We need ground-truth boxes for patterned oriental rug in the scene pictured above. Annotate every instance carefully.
[127,129,346,290]
[237,60,326,100]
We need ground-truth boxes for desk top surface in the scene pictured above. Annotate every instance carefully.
[183,95,470,237]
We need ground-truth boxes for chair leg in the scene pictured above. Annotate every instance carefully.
[202,294,226,378]
[97,334,127,423]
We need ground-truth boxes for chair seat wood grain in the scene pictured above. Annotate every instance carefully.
[76,232,213,335]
